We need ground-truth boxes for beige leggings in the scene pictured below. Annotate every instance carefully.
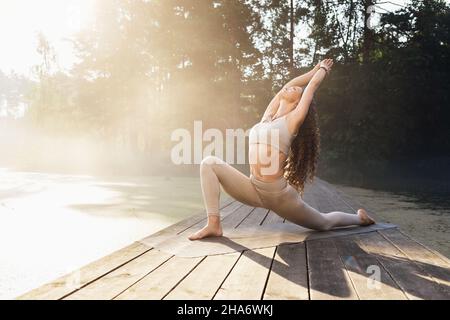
[200,156,362,231]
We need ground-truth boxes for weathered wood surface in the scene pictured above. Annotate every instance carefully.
[18,178,450,300]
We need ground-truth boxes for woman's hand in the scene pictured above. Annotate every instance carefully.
[314,61,321,71]
[308,59,333,88]
[319,59,334,73]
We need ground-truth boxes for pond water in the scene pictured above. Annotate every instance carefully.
[0,169,208,299]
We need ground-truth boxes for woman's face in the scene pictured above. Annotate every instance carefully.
[280,86,303,103]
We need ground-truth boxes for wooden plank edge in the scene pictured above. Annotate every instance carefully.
[377,229,450,298]
[396,229,450,266]
[17,243,151,300]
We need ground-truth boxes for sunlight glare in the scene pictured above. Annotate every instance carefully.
[0,0,94,75]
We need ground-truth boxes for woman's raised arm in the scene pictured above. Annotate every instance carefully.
[287,59,334,133]
[282,63,320,89]
[261,59,333,123]
[261,61,322,122]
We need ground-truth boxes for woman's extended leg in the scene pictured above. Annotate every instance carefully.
[272,185,375,231]
[189,156,264,240]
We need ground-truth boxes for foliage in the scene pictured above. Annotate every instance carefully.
[2,0,449,176]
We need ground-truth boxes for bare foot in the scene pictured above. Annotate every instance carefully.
[358,208,375,226]
[188,220,223,241]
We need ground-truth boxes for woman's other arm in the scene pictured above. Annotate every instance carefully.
[261,93,281,122]
[282,62,321,88]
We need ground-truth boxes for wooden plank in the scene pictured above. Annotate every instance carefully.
[379,229,450,296]
[17,242,150,300]
[318,178,382,221]
[263,243,309,300]
[65,250,173,300]
[237,207,269,228]
[333,235,407,300]
[316,180,354,214]
[115,256,204,300]
[164,252,242,300]
[262,210,284,225]
[311,183,337,214]
[316,180,375,230]
[379,229,450,267]
[220,204,255,229]
[214,247,276,300]
[302,183,319,210]
[216,200,244,223]
[197,200,243,225]
[397,229,450,265]
[357,231,449,300]
[316,179,354,210]
[283,219,299,227]
[307,238,359,300]
[310,180,370,234]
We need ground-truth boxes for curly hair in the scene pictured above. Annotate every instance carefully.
[284,99,320,195]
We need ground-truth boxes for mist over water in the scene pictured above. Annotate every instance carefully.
[0,168,209,299]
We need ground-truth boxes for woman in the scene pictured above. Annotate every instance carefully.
[189,58,375,241]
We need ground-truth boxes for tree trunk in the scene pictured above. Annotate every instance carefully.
[362,0,375,63]
[311,0,321,64]
[289,0,295,76]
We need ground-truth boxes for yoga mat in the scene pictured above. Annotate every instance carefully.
[140,222,397,258]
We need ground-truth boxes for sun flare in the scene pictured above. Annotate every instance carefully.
[0,0,94,75]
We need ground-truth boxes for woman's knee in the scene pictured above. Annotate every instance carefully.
[200,156,223,172]
[314,214,333,231]
[201,155,219,166]
[297,201,333,231]
[315,222,332,231]
[297,207,333,231]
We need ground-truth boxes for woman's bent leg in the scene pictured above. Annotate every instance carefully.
[200,156,263,216]
[190,156,264,240]
[272,186,371,231]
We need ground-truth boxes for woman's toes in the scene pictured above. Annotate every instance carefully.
[188,225,222,241]
[358,208,375,226]
[188,231,202,241]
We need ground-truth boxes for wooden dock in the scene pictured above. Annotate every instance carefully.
[18,178,450,300]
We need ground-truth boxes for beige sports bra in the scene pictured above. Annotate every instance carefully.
[249,115,296,155]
